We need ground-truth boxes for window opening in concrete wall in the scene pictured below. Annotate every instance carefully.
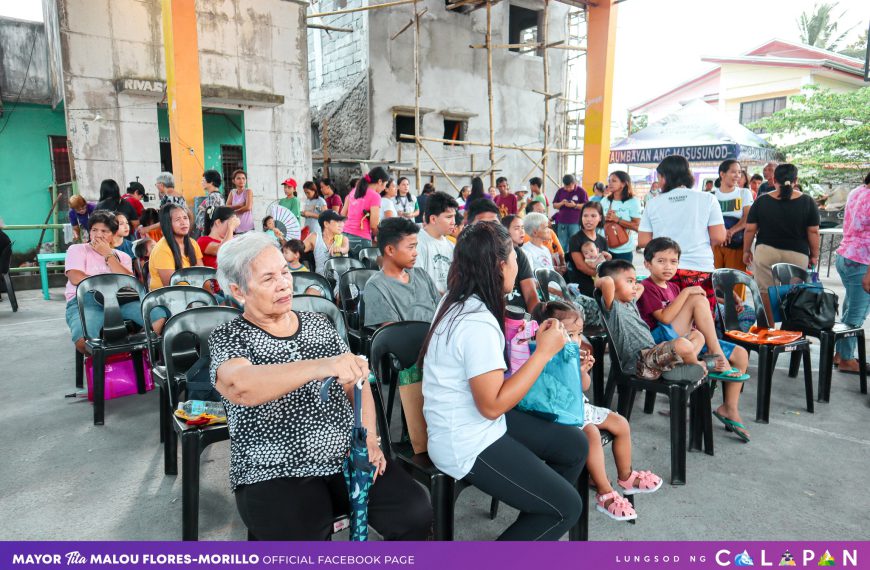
[509,5,541,54]
[49,136,72,185]
[395,114,416,142]
[159,142,173,173]
[221,145,245,187]
[740,97,786,129]
[442,118,467,146]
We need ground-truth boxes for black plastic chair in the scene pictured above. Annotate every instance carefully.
[369,321,589,541]
[169,267,218,289]
[0,236,17,312]
[338,268,377,354]
[322,256,364,288]
[712,268,814,423]
[535,268,609,405]
[771,263,867,401]
[595,290,713,486]
[74,274,149,425]
[141,286,216,455]
[358,246,380,270]
[291,271,333,299]
[161,306,240,541]
[292,294,350,346]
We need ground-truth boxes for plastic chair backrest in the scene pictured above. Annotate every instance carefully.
[169,266,218,289]
[323,256,364,283]
[161,306,240,407]
[291,271,333,299]
[368,321,431,451]
[369,321,430,376]
[711,268,770,331]
[358,247,380,270]
[535,267,569,302]
[75,274,147,344]
[0,239,12,274]
[592,289,627,375]
[771,263,809,287]
[292,294,350,346]
[338,268,377,320]
[141,286,217,360]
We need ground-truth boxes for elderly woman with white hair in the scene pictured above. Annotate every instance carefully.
[521,212,557,272]
[156,172,186,209]
[208,233,432,541]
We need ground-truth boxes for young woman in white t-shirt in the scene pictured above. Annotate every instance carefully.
[394,177,419,220]
[420,221,587,541]
[638,155,725,309]
[380,178,398,219]
[712,159,753,276]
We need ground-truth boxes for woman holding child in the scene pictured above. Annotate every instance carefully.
[422,221,587,541]
[567,201,611,296]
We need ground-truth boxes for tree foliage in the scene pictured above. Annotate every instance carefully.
[797,2,856,51]
[838,28,868,59]
[628,114,647,135]
[751,86,870,182]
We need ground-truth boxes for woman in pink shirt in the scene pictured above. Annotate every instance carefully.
[834,172,870,374]
[341,166,389,257]
[64,211,142,354]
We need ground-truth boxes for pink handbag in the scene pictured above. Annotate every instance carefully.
[86,352,154,401]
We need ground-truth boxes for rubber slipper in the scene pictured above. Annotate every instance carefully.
[838,365,868,376]
[661,363,707,382]
[708,367,750,382]
[712,411,750,443]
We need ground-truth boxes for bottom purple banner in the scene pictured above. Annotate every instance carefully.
[0,542,866,570]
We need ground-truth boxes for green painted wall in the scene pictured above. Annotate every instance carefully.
[156,108,246,174]
[0,103,68,253]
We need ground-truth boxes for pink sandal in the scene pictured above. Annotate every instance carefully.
[617,470,663,495]
[595,491,637,521]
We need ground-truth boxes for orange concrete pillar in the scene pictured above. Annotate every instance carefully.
[161,0,205,205]
[582,0,618,191]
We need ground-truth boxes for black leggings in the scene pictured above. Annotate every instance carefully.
[465,410,588,541]
[235,458,432,541]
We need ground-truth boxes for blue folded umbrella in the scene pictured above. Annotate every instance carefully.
[321,376,375,541]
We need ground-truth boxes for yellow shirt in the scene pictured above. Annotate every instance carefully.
[149,237,203,289]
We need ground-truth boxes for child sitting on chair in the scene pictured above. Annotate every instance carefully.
[637,237,751,442]
[532,301,662,522]
[595,259,707,382]
[580,240,611,271]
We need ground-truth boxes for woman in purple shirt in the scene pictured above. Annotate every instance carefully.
[552,174,588,249]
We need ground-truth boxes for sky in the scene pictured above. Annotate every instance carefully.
[1,0,866,126]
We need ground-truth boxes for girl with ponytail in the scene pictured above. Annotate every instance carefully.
[743,163,821,321]
[340,166,389,256]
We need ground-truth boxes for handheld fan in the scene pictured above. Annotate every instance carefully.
[270,204,301,240]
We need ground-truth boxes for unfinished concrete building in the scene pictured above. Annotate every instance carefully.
[307,0,572,194]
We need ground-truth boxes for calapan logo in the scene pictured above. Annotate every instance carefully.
[716,549,857,567]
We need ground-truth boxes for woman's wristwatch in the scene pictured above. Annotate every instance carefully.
[104,253,116,263]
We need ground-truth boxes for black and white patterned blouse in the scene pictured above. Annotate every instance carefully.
[209,312,354,490]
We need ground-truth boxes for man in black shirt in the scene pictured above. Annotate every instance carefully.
[465,199,539,313]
